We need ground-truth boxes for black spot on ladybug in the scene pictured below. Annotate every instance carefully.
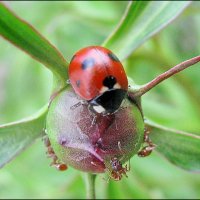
[81,58,95,70]
[103,76,117,89]
[76,80,81,87]
[108,53,120,62]
[70,55,76,63]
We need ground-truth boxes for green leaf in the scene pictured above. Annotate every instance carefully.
[145,120,200,172]
[0,3,68,90]
[102,1,191,60]
[0,105,48,168]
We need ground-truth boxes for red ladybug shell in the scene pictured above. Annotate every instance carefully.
[68,46,128,101]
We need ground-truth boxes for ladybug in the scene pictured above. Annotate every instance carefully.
[68,46,128,115]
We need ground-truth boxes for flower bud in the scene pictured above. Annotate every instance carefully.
[46,88,144,175]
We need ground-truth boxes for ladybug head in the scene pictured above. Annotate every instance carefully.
[89,87,127,115]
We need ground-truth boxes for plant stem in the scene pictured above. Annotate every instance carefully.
[131,55,200,97]
[86,173,96,199]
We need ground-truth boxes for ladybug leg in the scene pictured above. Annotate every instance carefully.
[43,136,68,171]
[137,126,156,157]
[70,100,88,110]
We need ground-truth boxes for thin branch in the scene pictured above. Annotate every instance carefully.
[131,55,200,97]
[86,173,96,199]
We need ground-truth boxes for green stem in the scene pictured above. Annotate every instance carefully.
[86,173,96,199]
[131,55,200,98]
[128,44,200,117]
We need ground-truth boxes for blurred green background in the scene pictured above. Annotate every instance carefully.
[0,1,200,199]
